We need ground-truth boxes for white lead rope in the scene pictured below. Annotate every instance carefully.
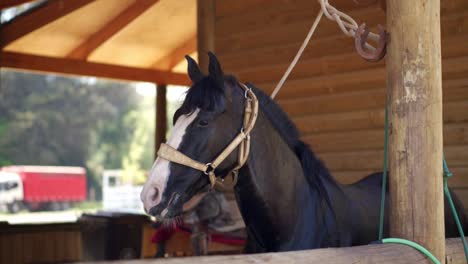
[271,0,380,99]
[270,9,324,99]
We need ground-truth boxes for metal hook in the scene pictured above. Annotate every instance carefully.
[354,23,388,62]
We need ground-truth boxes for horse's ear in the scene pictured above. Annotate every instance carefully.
[208,52,224,88]
[185,55,204,83]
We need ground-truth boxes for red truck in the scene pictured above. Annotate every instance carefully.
[0,166,87,213]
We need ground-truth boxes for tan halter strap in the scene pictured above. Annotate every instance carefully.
[157,82,258,189]
[157,143,217,188]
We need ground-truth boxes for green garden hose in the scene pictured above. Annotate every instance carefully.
[381,238,440,264]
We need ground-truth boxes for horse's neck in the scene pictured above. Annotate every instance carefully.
[233,110,340,251]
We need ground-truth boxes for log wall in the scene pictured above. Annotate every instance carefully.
[213,0,468,207]
[0,222,82,264]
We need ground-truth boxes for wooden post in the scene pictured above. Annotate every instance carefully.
[155,84,167,159]
[197,0,215,72]
[387,0,444,262]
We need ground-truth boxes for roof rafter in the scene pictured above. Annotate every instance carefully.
[1,0,95,48]
[0,51,189,85]
[152,35,197,70]
[1,0,36,10]
[67,0,159,60]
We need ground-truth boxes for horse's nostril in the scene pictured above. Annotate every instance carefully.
[151,187,160,202]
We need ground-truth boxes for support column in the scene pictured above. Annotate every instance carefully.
[387,0,444,262]
[197,0,215,72]
[155,84,167,159]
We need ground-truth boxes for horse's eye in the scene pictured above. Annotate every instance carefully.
[198,120,209,127]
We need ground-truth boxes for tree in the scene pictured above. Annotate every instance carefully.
[0,70,144,198]
[0,70,185,200]
[121,96,154,185]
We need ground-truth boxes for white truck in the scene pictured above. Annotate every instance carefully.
[102,170,144,213]
[0,171,23,213]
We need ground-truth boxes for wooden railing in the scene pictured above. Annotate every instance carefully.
[92,237,467,264]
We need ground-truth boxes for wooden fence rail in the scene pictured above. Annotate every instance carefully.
[88,237,467,264]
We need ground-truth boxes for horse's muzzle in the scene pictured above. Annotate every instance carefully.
[149,193,183,218]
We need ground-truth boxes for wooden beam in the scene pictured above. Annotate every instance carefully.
[151,35,197,70]
[387,0,444,263]
[0,0,36,10]
[67,0,158,59]
[0,0,95,48]
[155,85,167,159]
[92,237,468,263]
[0,51,189,85]
[197,0,215,72]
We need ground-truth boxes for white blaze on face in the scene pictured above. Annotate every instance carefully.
[140,109,200,213]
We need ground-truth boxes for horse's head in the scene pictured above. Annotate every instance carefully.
[140,52,248,219]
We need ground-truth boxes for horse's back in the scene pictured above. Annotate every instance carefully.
[338,172,388,245]
[342,171,468,240]
[350,172,385,189]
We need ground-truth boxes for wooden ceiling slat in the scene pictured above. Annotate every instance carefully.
[0,51,190,85]
[1,0,95,48]
[152,35,197,70]
[67,0,159,60]
[0,0,36,10]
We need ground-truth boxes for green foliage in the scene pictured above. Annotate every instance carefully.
[0,70,157,199]
[0,119,12,166]
[121,97,155,185]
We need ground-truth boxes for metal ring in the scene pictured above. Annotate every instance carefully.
[204,163,213,175]
[244,89,250,99]
[244,86,253,100]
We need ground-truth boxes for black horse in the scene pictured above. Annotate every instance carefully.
[140,52,467,253]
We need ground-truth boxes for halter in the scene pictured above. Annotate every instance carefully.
[157,83,258,190]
